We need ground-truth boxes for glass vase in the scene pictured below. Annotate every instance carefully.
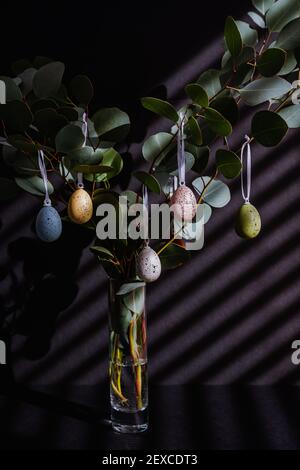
[108,279,148,433]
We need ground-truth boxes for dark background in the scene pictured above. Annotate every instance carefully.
[1,0,300,390]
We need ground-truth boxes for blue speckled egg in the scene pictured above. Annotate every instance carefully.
[35,206,62,242]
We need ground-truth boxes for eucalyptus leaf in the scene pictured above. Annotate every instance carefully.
[70,74,94,106]
[133,171,161,194]
[203,203,213,224]
[266,0,300,32]
[257,48,287,77]
[225,17,243,60]
[34,108,68,137]
[68,146,103,165]
[238,77,292,106]
[55,124,85,153]
[192,177,231,208]
[210,96,239,125]
[276,18,300,50]
[188,145,210,174]
[15,175,54,197]
[142,132,174,164]
[185,83,209,107]
[123,288,144,315]
[141,97,179,123]
[0,101,33,132]
[278,104,300,127]
[236,20,258,46]
[279,50,297,74]
[197,69,222,98]
[252,0,275,15]
[92,107,130,142]
[203,107,232,137]
[33,61,65,98]
[216,149,242,179]
[248,11,266,28]
[159,244,190,271]
[158,152,195,175]
[18,68,37,96]
[90,245,115,259]
[117,282,146,295]
[186,116,203,145]
[252,110,288,146]
[73,163,113,174]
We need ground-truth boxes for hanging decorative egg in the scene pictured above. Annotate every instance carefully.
[137,246,161,283]
[68,188,93,224]
[35,206,62,243]
[170,185,197,222]
[236,203,261,239]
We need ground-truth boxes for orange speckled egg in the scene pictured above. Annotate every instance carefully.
[68,188,93,224]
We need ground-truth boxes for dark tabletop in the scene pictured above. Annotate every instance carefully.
[1,385,300,450]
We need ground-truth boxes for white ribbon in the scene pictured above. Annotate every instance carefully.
[240,135,252,204]
[177,113,186,186]
[76,112,88,189]
[142,184,150,245]
[38,150,51,206]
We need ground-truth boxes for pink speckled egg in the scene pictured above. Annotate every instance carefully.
[137,246,161,283]
[170,185,197,222]
[68,188,93,224]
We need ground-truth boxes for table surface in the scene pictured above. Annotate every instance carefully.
[1,385,300,450]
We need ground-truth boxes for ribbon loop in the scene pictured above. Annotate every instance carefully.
[142,184,150,245]
[38,150,51,207]
[177,112,186,186]
[76,111,88,189]
[240,135,252,204]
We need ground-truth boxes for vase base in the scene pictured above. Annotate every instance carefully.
[111,406,148,434]
[112,423,148,434]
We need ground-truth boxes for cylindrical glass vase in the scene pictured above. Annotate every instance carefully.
[108,279,148,433]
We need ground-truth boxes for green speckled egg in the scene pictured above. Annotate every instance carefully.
[236,203,261,239]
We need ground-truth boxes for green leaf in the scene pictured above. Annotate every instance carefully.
[141,97,179,123]
[68,146,103,165]
[276,18,300,50]
[34,108,68,137]
[31,98,58,113]
[123,288,145,315]
[117,282,146,295]
[55,124,85,153]
[0,101,33,132]
[2,146,39,175]
[248,11,266,28]
[210,96,239,125]
[7,134,36,154]
[252,110,288,146]
[186,116,203,145]
[266,0,300,32]
[238,77,292,106]
[188,145,210,174]
[92,107,130,142]
[58,106,78,121]
[15,175,54,197]
[133,171,161,194]
[0,76,22,101]
[216,149,242,179]
[185,83,209,107]
[203,107,232,137]
[159,244,190,271]
[70,74,94,106]
[73,163,113,174]
[257,48,287,76]
[158,152,195,175]
[192,177,231,208]
[33,61,65,98]
[90,245,115,259]
[99,148,123,179]
[0,177,20,200]
[225,16,243,60]
[278,104,300,128]
[203,203,213,224]
[279,50,297,74]
[252,0,275,15]
[197,69,222,98]
[18,68,37,96]
[142,132,174,164]
[236,20,259,47]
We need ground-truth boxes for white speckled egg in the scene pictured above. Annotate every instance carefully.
[35,206,62,243]
[137,246,161,283]
[68,188,93,224]
[170,185,197,222]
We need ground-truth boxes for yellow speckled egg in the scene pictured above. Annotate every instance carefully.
[236,203,261,239]
[170,185,197,222]
[68,188,93,224]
